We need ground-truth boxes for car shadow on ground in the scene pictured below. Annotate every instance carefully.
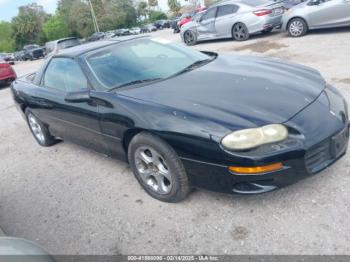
[61,138,321,207]
[307,26,350,36]
[47,139,292,205]
[0,84,11,90]
[194,30,283,47]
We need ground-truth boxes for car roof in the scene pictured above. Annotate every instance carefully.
[213,0,269,7]
[24,44,38,48]
[46,37,78,45]
[54,35,147,58]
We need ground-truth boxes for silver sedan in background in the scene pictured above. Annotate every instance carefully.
[180,0,285,45]
[282,0,350,37]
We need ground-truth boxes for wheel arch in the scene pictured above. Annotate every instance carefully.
[20,103,27,114]
[122,128,146,154]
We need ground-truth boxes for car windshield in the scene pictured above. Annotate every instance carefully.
[58,39,80,50]
[86,38,212,90]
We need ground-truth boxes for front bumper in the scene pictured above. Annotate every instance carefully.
[182,89,349,195]
[183,126,348,194]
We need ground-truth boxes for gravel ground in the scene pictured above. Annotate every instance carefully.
[0,28,350,255]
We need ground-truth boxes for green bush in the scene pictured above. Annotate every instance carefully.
[0,22,14,52]
[148,11,167,22]
[43,15,69,41]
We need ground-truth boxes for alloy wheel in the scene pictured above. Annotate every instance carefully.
[134,146,172,195]
[28,113,45,144]
[184,31,196,45]
[233,23,248,41]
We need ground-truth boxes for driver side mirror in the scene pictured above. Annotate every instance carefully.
[65,89,91,103]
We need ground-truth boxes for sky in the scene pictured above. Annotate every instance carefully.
[0,0,58,21]
[0,0,194,22]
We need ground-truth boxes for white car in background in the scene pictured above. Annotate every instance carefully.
[180,0,285,45]
[282,0,350,37]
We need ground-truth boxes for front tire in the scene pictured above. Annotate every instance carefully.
[128,132,190,203]
[25,109,57,147]
[287,18,308,37]
[183,30,197,46]
[232,23,250,41]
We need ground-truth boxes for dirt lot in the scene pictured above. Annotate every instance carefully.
[1,28,350,255]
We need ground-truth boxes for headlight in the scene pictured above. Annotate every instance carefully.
[221,124,288,150]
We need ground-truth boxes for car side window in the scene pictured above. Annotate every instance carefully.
[44,58,88,92]
[217,5,238,17]
[200,8,217,21]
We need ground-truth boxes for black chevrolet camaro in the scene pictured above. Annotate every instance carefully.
[12,36,349,202]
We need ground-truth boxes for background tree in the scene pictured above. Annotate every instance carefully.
[57,0,94,38]
[148,0,158,10]
[42,15,69,41]
[168,0,181,15]
[4,0,142,51]
[0,22,14,52]
[137,1,148,20]
[11,3,49,49]
[204,0,219,7]
[86,0,137,31]
[110,0,137,29]
[148,10,167,22]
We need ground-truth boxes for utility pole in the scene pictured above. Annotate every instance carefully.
[87,0,100,32]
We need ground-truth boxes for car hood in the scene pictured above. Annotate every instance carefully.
[120,55,326,129]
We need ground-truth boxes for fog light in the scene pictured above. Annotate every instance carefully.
[228,163,283,175]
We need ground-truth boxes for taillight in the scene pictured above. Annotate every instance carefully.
[0,63,9,68]
[253,9,272,16]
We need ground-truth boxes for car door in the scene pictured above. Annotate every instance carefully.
[337,0,350,26]
[37,57,108,153]
[214,4,240,38]
[307,0,347,28]
[197,7,218,40]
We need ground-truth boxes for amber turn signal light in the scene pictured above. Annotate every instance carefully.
[228,162,283,175]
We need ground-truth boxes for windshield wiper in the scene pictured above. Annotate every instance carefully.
[173,58,214,76]
[109,78,162,91]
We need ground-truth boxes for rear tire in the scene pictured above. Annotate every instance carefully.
[25,109,57,147]
[128,132,190,203]
[287,18,308,37]
[232,23,250,41]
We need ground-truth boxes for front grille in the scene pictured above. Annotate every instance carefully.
[305,139,331,174]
